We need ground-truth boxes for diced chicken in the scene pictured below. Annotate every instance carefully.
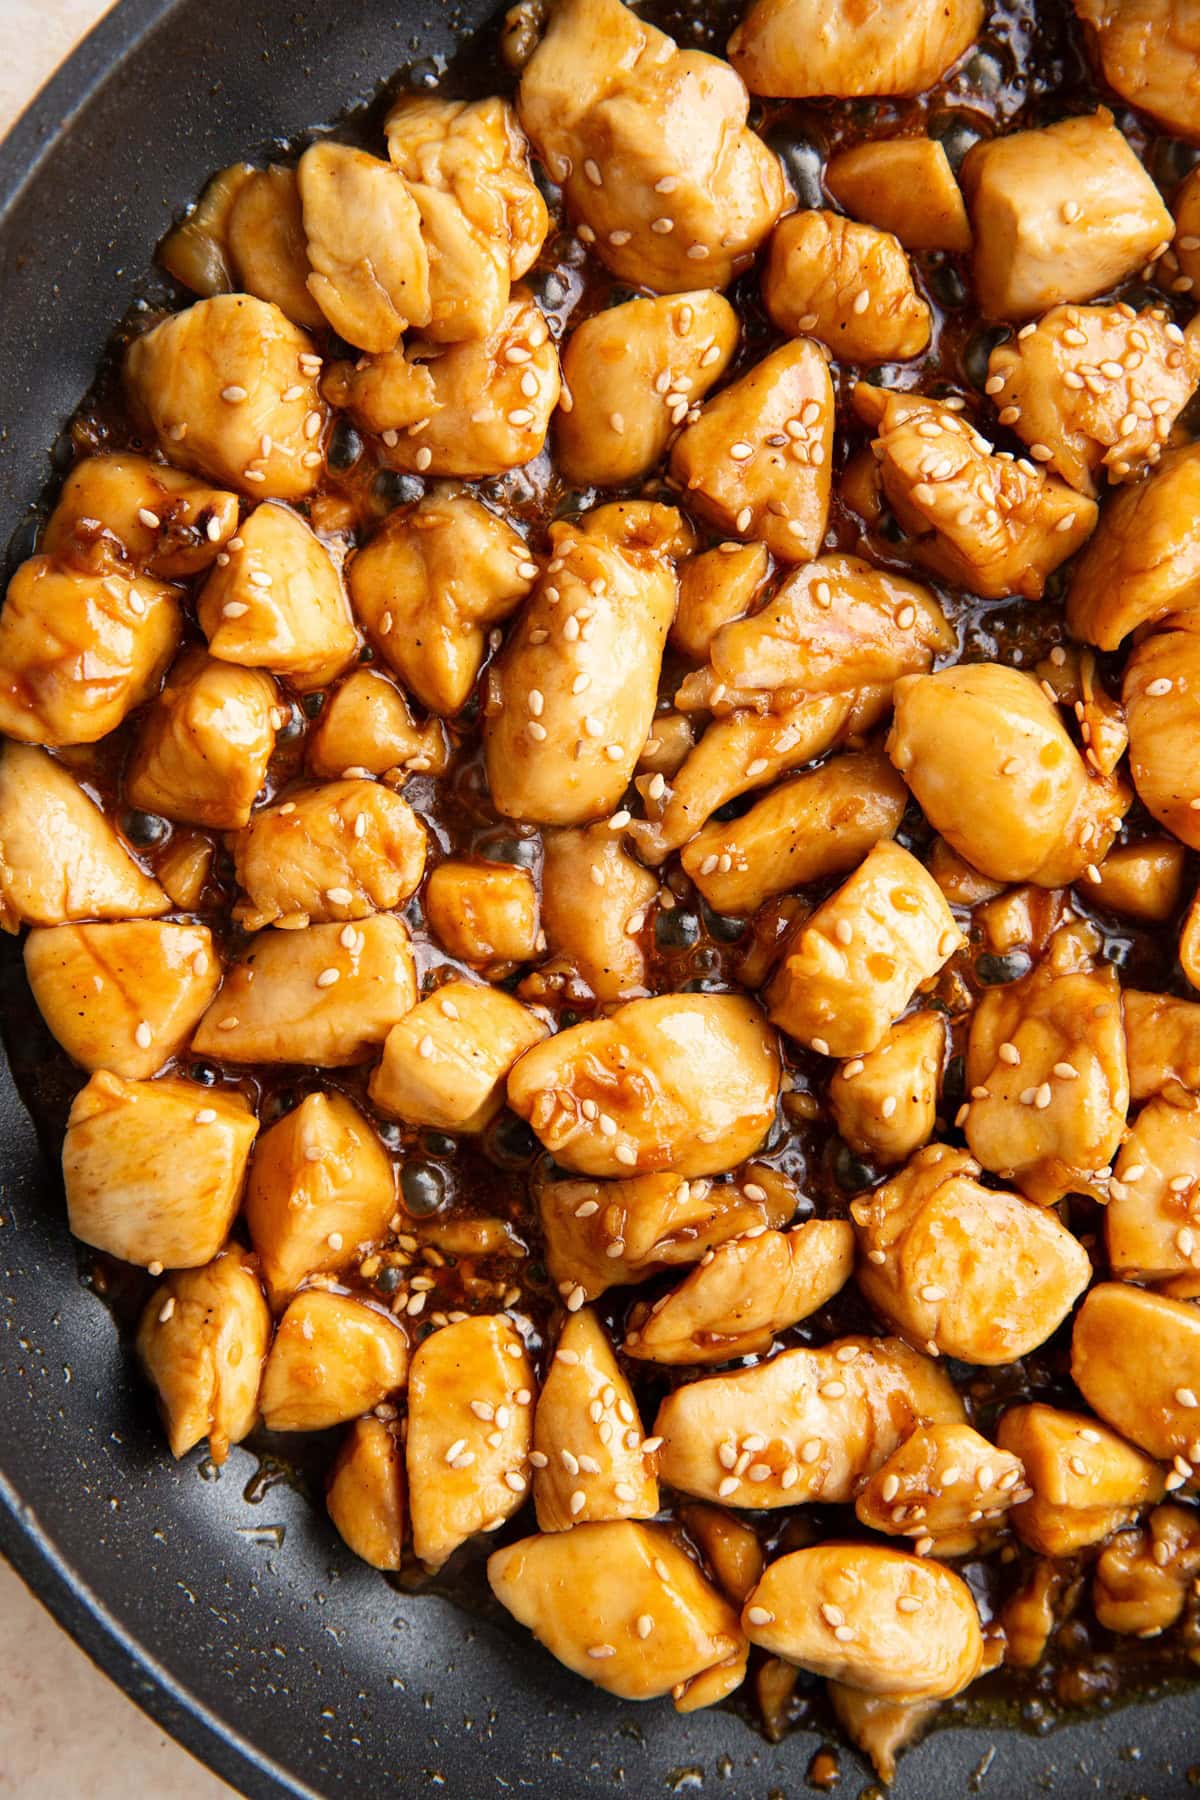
[425,859,540,970]
[557,292,738,487]
[763,211,930,363]
[1124,627,1200,850]
[827,1686,938,1786]
[196,500,358,693]
[158,161,256,295]
[1035,642,1129,780]
[728,0,982,97]
[125,649,278,830]
[508,992,780,1178]
[224,165,325,329]
[624,1218,854,1364]
[519,0,785,292]
[1181,891,1200,993]
[670,341,833,561]
[1072,1282,1200,1464]
[672,543,769,664]
[654,1334,964,1508]
[156,832,214,912]
[1172,166,1200,291]
[678,1505,764,1607]
[24,922,220,1080]
[230,780,426,930]
[540,823,659,1002]
[824,138,971,252]
[829,1010,944,1167]
[192,913,416,1065]
[244,1092,395,1308]
[1093,1504,1200,1635]
[296,142,429,352]
[755,1655,800,1741]
[1092,838,1186,922]
[1001,1559,1065,1668]
[327,1417,406,1571]
[960,111,1173,321]
[124,294,327,500]
[888,664,1128,885]
[43,453,239,579]
[63,1072,257,1269]
[1125,988,1200,1102]
[1105,1095,1200,1282]
[259,1289,409,1432]
[853,385,1097,598]
[928,837,1006,906]
[996,1403,1165,1555]
[136,1248,270,1463]
[1066,444,1200,649]
[1074,0,1200,139]
[406,1313,536,1568]
[307,669,447,780]
[533,1308,657,1530]
[856,1421,1027,1555]
[369,978,549,1131]
[0,743,166,932]
[974,885,1069,959]
[320,342,438,435]
[767,840,963,1059]
[986,304,1199,495]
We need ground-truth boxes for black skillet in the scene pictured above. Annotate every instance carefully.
[0,0,1198,1793]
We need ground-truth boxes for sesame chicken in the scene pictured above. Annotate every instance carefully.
[678,1505,765,1607]
[326,1418,406,1572]
[43,453,239,579]
[259,1289,409,1433]
[1171,165,1200,292]
[855,1421,1028,1556]
[1107,1093,1200,1282]
[297,142,429,353]
[425,860,540,971]
[539,823,659,1001]
[1123,988,1200,1102]
[319,341,438,435]
[1074,0,1200,140]
[368,979,549,1132]
[1123,627,1200,850]
[762,211,931,363]
[1001,1559,1067,1668]
[223,166,326,329]
[997,1403,1165,1556]
[125,650,278,830]
[230,780,427,930]
[827,1687,939,1786]
[533,1307,658,1529]
[672,542,769,664]
[728,0,982,96]
[824,138,971,253]
[828,1010,945,1167]
[306,668,448,781]
[974,883,1070,959]
[1034,641,1129,780]
[136,1249,270,1464]
[1066,444,1200,649]
[1072,1283,1200,1464]
[1091,838,1187,922]
[1093,1505,1200,1636]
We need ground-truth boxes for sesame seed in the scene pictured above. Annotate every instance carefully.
[717,1475,740,1498]
[746,1606,774,1627]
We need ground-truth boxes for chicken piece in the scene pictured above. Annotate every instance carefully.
[997,1403,1165,1556]
[1107,1094,1200,1282]
[1124,628,1200,851]
[1092,838,1187,923]
[678,1505,764,1608]
[230,780,426,930]
[670,341,833,561]
[424,860,540,970]
[827,1686,938,1786]
[557,292,738,488]
[767,840,963,1059]
[986,304,1199,495]
[742,1545,983,1701]
[1033,641,1128,780]
[124,294,327,500]
[1181,890,1200,993]
[136,1248,270,1463]
[369,979,549,1132]
[125,649,278,830]
[824,138,971,252]
[854,1143,1090,1362]
[63,1072,257,1269]
[1001,1559,1065,1668]
[1066,444,1200,650]
[540,824,659,1002]
[42,453,239,579]
[320,342,438,435]
[1074,0,1200,140]
[728,0,982,97]
[853,385,1097,598]
[152,835,214,910]
[196,500,358,693]
[681,748,908,918]
[507,992,780,1178]
[533,1308,657,1530]
[1093,1504,1200,1635]
[1173,166,1200,291]
[192,913,416,1066]
[855,1421,1028,1556]
[24,922,220,1081]
[928,838,1006,907]
[624,1218,854,1364]
[158,161,256,295]
[975,885,1069,959]
[0,743,166,932]
[518,0,785,293]
[654,1334,964,1508]
[1072,1283,1200,1464]
[307,669,447,780]
[244,1092,395,1308]
[672,543,769,664]
[829,1011,944,1167]
[327,1417,406,1572]
[961,111,1173,321]
[888,665,1128,885]
[484,503,680,825]
[489,1520,746,1705]
[406,1314,536,1568]
[296,142,429,352]
[763,211,931,363]
[225,165,325,330]
[1125,988,1200,1102]
[259,1289,409,1432]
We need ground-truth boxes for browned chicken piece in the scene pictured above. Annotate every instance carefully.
[672,542,769,664]
[624,1218,854,1364]
[824,138,971,252]
[307,669,447,781]
[43,453,239,578]
[670,341,834,561]
[125,649,278,830]
[1092,838,1187,922]
[158,161,257,295]
[243,1092,395,1308]
[1172,166,1200,291]
[827,1686,938,1786]
[196,500,358,693]
[320,341,438,434]
[230,780,426,930]
[679,1505,764,1607]
[425,859,540,970]
[762,212,931,363]
[369,979,549,1132]
[855,1421,1028,1556]
[124,294,327,500]
[296,142,429,352]
[63,1072,257,1269]
[121,831,213,906]
[1125,988,1200,1102]
[533,1308,657,1530]
[507,992,780,1178]
[1093,1505,1200,1635]
[928,837,1006,907]
[259,1290,409,1433]
[192,913,416,1066]
[484,503,681,824]
[888,665,1128,885]
[974,885,1069,960]
[742,1545,983,1700]
[986,304,1199,495]
[136,1249,270,1463]
[348,487,534,717]
[1074,0,1200,140]
[1108,1094,1200,1282]
[519,0,785,293]
[639,714,696,776]
[540,824,659,1002]
[1035,642,1129,781]
[418,1215,525,1259]
[326,1417,406,1572]
[557,292,738,487]
[1072,1283,1200,1465]
[1124,627,1200,851]
[1066,444,1200,649]
[854,1143,1091,1361]
[1001,1559,1066,1668]
[490,1520,747,1707]
[1181,890,1200,992]
[829,1011,945,1167]
[767,841,963,1059]
[24,922,220,1081]
[729,0,981,96]
[224,165,325,329]
[853,385,1097,598]
[0,743,167,932]
[407,1314,536,1568]
[997,1403,1165,1555]
[654,1334,963,1508]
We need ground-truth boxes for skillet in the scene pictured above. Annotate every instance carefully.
[0,0,1198,1792]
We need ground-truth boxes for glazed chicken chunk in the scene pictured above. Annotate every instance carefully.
[855,1421,1028,1556]
[997,1403,1165,1556]
[125,650,278,830]
[1072,1283,1200,1465]
[824,138,971,253]
[42,453,239,578]
[671,542,769,664]
[369,979,549,1132]
[539,823,660,1002]
[1122,989,1200,1103]
[424,860,540,970]
[727,0,983,97]
[762,212,931,363]
[1108,1093,1200,1282]
[533,1307,658,1529]
[160,162,323,328]
[1093,1505,1200,1637]
[259,1290,409,1433]
[1123,626,1200,850]
[1091,838,1187,923]
[230,780,426,930]
[136,1249,270,1464]
[306,669,448,781]
[1066,444,1200,649]
[1074,0,1200,140]
[326,1418,406,1572]
[828,1010,945,1167]
[297,142,429,353]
